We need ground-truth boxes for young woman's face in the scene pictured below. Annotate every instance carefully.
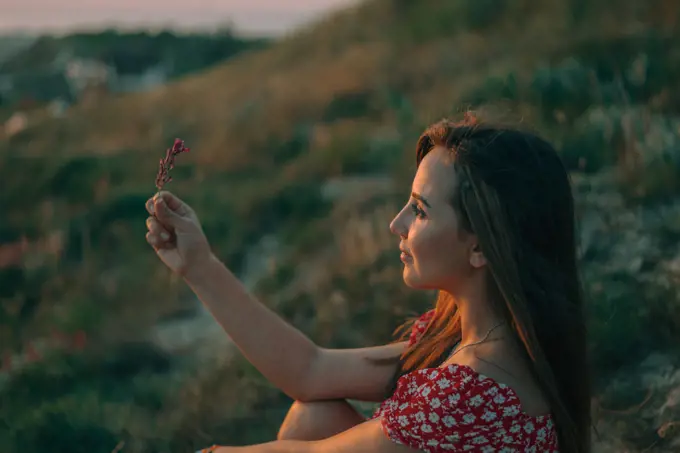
[390,146,482,292]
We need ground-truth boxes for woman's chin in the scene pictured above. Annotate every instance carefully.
[402,268,421,288]
[403,267,439,290]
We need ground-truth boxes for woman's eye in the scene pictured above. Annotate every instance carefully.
[410,203,426,218]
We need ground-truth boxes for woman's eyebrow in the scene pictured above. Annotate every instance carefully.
[411,192,431,207]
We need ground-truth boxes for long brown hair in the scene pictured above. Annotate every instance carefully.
[381,115,591,452]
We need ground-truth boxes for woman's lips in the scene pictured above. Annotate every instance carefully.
[400,251,413,263]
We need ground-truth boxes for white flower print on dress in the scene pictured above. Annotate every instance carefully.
[471,435,489,445]
[536,427,546,442]
[444,433,461,443]
[485,385,499,396]
[442,415,457,428]
[468,394,484,407]
[481,409,497,422]
[504,404,521,417]
[462,413,477,425]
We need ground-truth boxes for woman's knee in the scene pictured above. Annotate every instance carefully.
[277,400,365,441]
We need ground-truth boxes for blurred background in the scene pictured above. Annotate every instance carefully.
[1,0,679,452]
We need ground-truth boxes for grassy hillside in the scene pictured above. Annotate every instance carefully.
[1,0,680,452]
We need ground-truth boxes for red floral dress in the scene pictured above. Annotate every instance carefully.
[372,310,560,453]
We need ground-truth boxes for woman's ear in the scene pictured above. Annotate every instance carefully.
[470,244,487,268]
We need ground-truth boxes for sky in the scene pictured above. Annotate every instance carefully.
[0,0,360,36]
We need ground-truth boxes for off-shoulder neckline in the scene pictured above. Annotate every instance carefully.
[401,363,554,421]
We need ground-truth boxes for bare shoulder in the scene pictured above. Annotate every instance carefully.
[447,342,551,417]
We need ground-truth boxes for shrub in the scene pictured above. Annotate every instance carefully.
[585,273,656,374]
[462,0,509,30]
[322,91,379,123]
[560,107,620,173]
[529,58,596,120]
[0,343,174,453]
[567,106,680,200]
[464,72,520,106]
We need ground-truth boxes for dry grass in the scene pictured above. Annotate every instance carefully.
[5,0,675,168]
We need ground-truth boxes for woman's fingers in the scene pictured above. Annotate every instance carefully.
[146,216,169,237]
[146,216,173,246]
[146,231,161,249]
[146,230,175,250]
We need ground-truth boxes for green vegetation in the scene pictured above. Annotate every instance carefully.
[1,0,680,451]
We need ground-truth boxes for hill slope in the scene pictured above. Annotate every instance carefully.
[5,0,677,160]
[1,0,680,452]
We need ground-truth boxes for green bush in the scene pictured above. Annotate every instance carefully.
[310,134,389,175]
[560,108,619,172]
[530,58,596,119]
[0,155,55,211]
[268,123,314,165]
[464,72,520,106]
[585,273,657,374]
[0,344,174,453]
[565,106,680,200]
[549,34,680,108]
[389,0,508,43]
[248,182,329,233]
[462,0,509,30]
[46,157,108,203]
[322,91,380,123]
[62,192,150,262]
[5,405,121,453]
[615,111,680,202]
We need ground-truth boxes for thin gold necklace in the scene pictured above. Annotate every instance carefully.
[448,321,506,359]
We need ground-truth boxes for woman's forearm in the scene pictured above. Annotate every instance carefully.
[184,254,320,401]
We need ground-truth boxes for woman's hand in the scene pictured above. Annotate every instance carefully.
[145,191,213,277]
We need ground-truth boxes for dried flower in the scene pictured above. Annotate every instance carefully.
[155,138,190,193]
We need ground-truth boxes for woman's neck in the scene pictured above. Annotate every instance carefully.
[445,280,507,346]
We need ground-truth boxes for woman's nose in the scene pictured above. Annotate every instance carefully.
[389,212,407,238]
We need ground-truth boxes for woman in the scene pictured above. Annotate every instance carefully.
[145,116,592,453]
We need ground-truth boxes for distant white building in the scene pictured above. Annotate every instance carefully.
[112,63,170,93]
[64,58,114,96]
[48,98,69,117]
[63,56,171,98]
